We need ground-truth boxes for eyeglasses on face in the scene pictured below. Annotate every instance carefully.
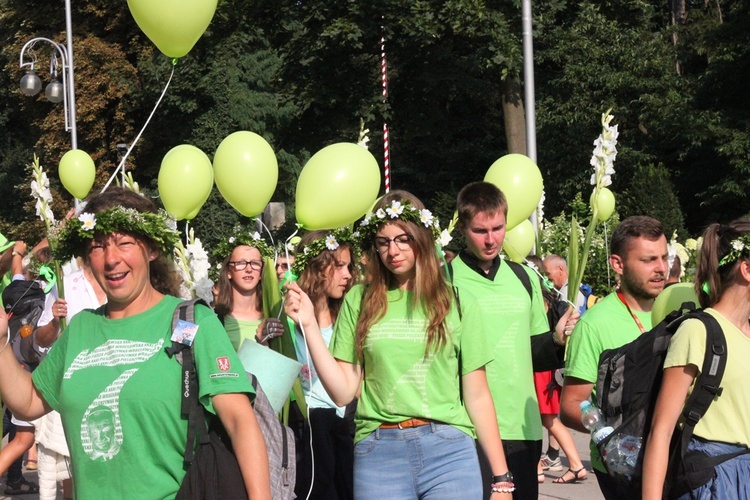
[374,233,413,253]
[228,260,263,272]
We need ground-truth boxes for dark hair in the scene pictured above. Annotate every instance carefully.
[611,216,665,258]
[296,230,357,323]
[695,218,750,308]
[83,187,180,296]
[457,182,508,230]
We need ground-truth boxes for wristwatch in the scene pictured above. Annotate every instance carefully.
[492,471,514,483]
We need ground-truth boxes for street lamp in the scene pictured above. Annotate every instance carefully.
[18,0,77,149]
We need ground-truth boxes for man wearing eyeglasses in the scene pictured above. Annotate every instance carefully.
[449,182,578,499]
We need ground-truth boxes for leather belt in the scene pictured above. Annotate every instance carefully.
[380,418,432,429]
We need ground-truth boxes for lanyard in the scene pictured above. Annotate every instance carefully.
[617,290,648,334]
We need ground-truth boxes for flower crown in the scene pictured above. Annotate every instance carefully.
[50,206,180,261]
[718,234,750,268]
[291,227,361,278]
[358,200,442,245]
[211,224,275,280]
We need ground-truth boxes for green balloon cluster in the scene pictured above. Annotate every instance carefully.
[59,150,96,200]
[484,154,544,230]
[295,143,381,230]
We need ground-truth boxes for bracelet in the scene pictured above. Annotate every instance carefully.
[490,481,515,494]
[492,471,514,483]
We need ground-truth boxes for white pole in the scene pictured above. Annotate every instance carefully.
[64,0,77,150]
[522,0,539,237]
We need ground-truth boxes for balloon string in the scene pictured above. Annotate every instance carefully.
[276,228,300,319]
[604,222,611,288]
[185,220,190,247]
[257,218,276,261]
[101,63,176,193]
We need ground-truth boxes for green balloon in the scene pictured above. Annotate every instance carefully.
[591,187,616,221]
[295,143,381,230]
[158,145,213,220]
[484,154,544,230]
[58,149,95,200]
[213,131,278,217]
[651,282,699,325]
[126,0,218,58]
[503,219,536,263]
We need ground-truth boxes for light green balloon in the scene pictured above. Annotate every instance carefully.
[296,143,381,230]
[158,145,213,220]
[126,0,218,58]
[503,219,536,263]
[58,149,95,200]
[651,282,699,325]
[213,131,278,217]
[590,187,616,221]
[484,154,544,230]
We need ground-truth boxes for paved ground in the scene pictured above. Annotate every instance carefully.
[539,428,604,500]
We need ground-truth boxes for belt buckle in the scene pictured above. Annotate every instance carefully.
[397,420,405,430]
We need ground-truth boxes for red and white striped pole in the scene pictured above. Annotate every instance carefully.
[381,34,390,193]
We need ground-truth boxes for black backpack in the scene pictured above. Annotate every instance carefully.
[166,299,295,500]
[2,280,46,370]
[595,304,748,498]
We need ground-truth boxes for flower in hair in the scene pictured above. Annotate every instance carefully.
[358,199,443,245]
[719,234,750,268]
[291,227,361,277]
[325,235,340,250]
[78,213,96,231]
[386,201,404,218]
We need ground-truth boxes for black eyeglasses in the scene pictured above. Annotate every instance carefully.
[374,234,413,253]
[228,260,263,271]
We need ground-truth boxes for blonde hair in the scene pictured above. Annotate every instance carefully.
[355,190,453,362]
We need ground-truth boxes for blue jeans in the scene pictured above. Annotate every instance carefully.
[353,423,482,500]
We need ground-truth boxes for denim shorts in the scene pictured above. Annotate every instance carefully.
[353,422,482,500]
[675,438,750,500]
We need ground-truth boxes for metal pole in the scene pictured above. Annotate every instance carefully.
[64,0,77,150]
[522,0,539,236]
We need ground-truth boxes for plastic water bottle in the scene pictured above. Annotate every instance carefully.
[579,401,614,444]
[603,433,642,477]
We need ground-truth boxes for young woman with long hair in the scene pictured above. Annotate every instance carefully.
[643,218,750,499]
[212,226,284,350]
[287,228,358,499]
[284,190,513,499]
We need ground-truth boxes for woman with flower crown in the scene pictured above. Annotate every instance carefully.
[212,226,284,350]
[643,218,750,499]
[0,187,271,499]
[286,228,358,500]
[284,190,513,499]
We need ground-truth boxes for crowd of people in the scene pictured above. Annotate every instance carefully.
[0,182,747,500]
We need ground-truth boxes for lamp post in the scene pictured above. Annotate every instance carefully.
[18,0,77,150]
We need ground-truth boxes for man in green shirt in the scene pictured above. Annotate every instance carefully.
[561,215,668,499]
[452,182,578,499]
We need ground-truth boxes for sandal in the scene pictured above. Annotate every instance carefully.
[4,478,40,495]
[552,467,588,484]
[25,459,38,470]
[537,472,545,483]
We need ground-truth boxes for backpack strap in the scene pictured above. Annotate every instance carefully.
[164,299,210,465]
[506,260,533,300]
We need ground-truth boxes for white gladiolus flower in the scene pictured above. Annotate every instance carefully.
[439,229,453,248]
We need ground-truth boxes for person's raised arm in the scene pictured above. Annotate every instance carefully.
[560,377,594,433]
[284,282,360,406]
[0,307,51,420]
[10,241,26,277]
[213,392,271,500]
[642,364,696,500]
[462,367,512,499]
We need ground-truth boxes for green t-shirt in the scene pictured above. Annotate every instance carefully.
[665,308,750,447]
[223,315,262,351]
[330,284,492,443]
[32,295,253,500]
[565,292,652,472]
[450,257,550,441]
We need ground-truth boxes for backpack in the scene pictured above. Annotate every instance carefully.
[594,304,747,497]
[167,299,296,500]
[2,280,46,370]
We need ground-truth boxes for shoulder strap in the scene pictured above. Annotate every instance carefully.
[676,311,728,462]
[506,260,533,300]
[164,299,210,465]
